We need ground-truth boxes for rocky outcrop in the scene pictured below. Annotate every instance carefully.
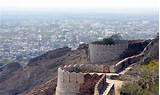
[25,78,57,95]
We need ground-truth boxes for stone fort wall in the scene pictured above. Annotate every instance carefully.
[56,36,158,95]
[56,64,110,95]
[89,43,128,64]
[94,74,108,95]
[112,37,159,73]
[56,67,83,95]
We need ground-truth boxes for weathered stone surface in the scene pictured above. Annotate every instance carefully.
[56,36,159,95]
[1,36,158,95]
[89,43,128,64]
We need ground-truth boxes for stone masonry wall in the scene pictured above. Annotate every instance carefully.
[80,74,103,95]
[94,74,107,95]
[56,67,84,95]
[89,43,128,64]
[56,64,110,95]
[112,37,158,73]
[56,36,158,95]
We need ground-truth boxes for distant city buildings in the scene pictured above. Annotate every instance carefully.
[0,14,158,63]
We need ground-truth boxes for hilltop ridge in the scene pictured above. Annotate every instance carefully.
[0,36,158,95]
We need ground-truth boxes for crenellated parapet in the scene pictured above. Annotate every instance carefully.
[56,67,83,95]
[62,64,109,73]
[89,42,128,64]
[56,64,111,95]
[55,35,158,95]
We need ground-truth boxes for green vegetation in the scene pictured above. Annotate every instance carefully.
[92,38,115,45]
[91,34,123,45]
[120,59,159,95]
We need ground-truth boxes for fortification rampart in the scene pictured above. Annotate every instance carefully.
[94,74,115,95]
[56,64,111,95]
[94,74,107,95]
[56,36,158,95]
[89,43,128,64]
[112,37,158,73]
[56,67,84,95]
[62,64,110,73]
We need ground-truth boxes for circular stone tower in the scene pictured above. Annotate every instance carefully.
[89,40,128,64]
[55,64,109,95]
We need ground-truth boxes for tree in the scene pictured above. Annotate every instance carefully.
[111,34,123,40]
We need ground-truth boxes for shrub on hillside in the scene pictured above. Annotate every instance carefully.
[120,59,159,95]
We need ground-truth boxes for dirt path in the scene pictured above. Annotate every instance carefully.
[106,79,123,95]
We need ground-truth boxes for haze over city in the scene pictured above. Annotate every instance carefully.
[0,0,159,95]
[0,0,158,13]
[0,0,158,63]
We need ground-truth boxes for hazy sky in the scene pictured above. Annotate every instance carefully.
[0,0,158,13]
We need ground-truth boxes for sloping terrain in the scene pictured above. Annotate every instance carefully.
[120,59,159,95]
[0,46,89,95]
[120,37,159,95]
[0,39,156,95]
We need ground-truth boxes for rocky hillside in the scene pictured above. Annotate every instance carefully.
[120,36,159,95]
[26,40,155,95]
[120,59,159,95]
[0,45,89,95]
[0,37,158,95]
